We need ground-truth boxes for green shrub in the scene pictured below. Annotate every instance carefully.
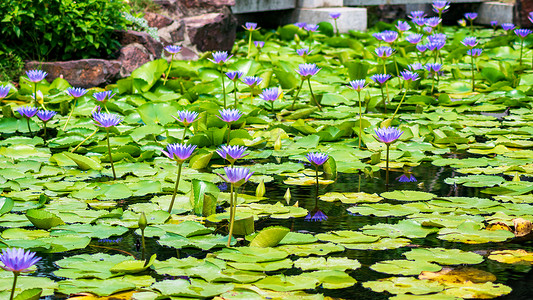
[0,51,24,82]
[0,0,130,61]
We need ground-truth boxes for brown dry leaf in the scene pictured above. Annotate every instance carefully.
[67,291,135,300]
[419,267,496,284]
[486,222,512,232]
[513,218,532,237]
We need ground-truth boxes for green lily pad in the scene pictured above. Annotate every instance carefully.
[403,248,484,265]
[438,220,515,244]
[25,209,64,230]
[253,274,320,292]
[380,190,436,201]
[363,277,444,295]
[294,257,361,271]
[362,220,439,239]
[370,260,442,276]
[250,226,290,247]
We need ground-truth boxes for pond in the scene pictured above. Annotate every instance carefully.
[1,6,533,300]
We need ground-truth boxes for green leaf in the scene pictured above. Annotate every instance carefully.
[25,209,64,230]
[249,226,290,247]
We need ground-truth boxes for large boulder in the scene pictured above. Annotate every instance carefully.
[118,43,153,77]
[25,59,120,88]
[144,12,174,29]
[117,30,164,59]
[517,0,533,28]
[183,9,237,51]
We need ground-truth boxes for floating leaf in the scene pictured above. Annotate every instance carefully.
[403,248,484,265]
[371,260,442,276]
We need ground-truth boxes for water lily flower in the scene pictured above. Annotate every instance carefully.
[432,1,450,14]
[397,173,417,182]
[306,152,329,167]
[17,106,38,119]
[162,143,196,164]
[529,12,533,24]
[226,71,244,81]
[408,63,424,71]
[373,32,384,41]
[254,41,265,49]
[296,63,321,79]
[423,27,433,34]
[425,63,442,73]
[26,70,47,82]
[92,111,123,128]
[349,79,367,149]
[0,85,10,99]
[243,22,259,31]
[242,76,263,87]
[374,46,394,59]
[381,30,399,44]
[396,20,411,32]
[259,87,282,102]
[173,110,199,126]
[426,40,445,51]
[36,109,57,122]
[425,17,441,28]
[294,22,307,29]
[164,45,182,54]
[464,12,477,21]
[491,20,498,28]
[467,48,483,57]
[93,90,116,103]
[458,19,467,27]
[406,33,423,44]
[66,87,87,98]
[305,23,319,32]
[329,12,341,19]
[216,145,248,164]
[501,23,515,31]
[349,79,366,92]
[428,33,447,42]
[515,28,532,38]
[370,74,392,85]
[374,126,403,144]
[218,108,242,123]
[412,17,427,27]
[400,70,420,81]
[461,37,478,48]
[1,248,41,300]
[208,51,232,65]
[409,11,426,19]
[217,166,254,187]
[416,44,427,53]
[305,210,328,222]
[296,47,311,57]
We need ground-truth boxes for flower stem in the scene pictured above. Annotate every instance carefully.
[393,56,401,86]
[380,85,387,113]
[271,100,274,115]
[43,122,47,144]
[431,74,435,94]
[227,183,235,247]
[291,80,305,110]
[63,98,77,131]
[227,125,231,144]
[392,85,408,120]
[520,39,524,66]
[106,128,116,180]
[233,81,238,108]
[163,54,174,85]
[26,118,32,136]
[221,66,227,109]
[247,31,253,58]
[141,228,146,261]
[471,55,475,92]
[168,163,183,213]
[358,91,363,149]
[71,128,98,153]
[334,20,339,37]
[315,165,319,188]
[386,143,390,191]
[307,78,322,111]
[9,272,18,300]
[182,127,187,143]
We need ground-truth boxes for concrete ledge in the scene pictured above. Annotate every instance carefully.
[292,7,367,32]
[233,0,297,13]
[477,2,514,24]
[298,0,343,8]
[345,0,485,5]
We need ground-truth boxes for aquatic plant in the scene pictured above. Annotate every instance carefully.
[243,22,259,58]
[162,143,196,213]
[17,106,38,135]
[163,45,182,85]
[217,166,253,246]
[374,126,403,187]
[515,29,532,66]
[216,145,248,165]
[36,109,56,142]
[218,108,242,144]
[138,212,147,260]
[330,12,341,36]
[226,71,244,107]
[92,109,123,180]
[464,12,477,32]
[209,51,233,108]
[26,70,47,108]
[173,110,199,142]
[0,248,41,300]
[348,79,367,149]
[64,87,87,130]
[0,85,10,99]
[294,63,322,111]
[259,87,282,114]
[370,74,392,113]
[306,152,329,187]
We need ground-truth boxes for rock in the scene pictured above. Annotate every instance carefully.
[117,30,163,58]
[517,0,533,28]
[178,0,235,15]
[25,59,120,88]
[118,43,153,77]
[184,9,237,51]
[158,20,186,44]
[144,12,174,29]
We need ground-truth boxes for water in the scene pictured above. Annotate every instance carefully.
[37,161,533,299]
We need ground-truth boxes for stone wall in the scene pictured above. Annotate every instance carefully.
[25,0,237,88]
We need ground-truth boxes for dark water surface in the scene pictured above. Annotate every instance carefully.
[38,161,533,299]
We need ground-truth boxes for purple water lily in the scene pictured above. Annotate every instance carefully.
[408,63,424,71]
[209,51,233,65]
[226,71,244,81]
[501,23,515,31]
[461,37,478,48]
[406,33,423,44]
[409,10,426,19]
[306,152,329,167]
[259,87,282,102]
[464,12,477,21]
[216,145,248,163]
[305,24,319,32]
[425,17,441,28]
[92,111,123,128]
[164,45,182,54]
[254,41,265,49]
[515,28,533,39]
[25,70,47,82]
[467,48,483,57]
[243,22,258,31]
[173,110,199,126]
[416,44,427,53]
[412,17,427,27]
[17,106,38,119]
[162,143,196,163]
[370,74,392,85]
[491,20,498,28]
[297,48,311,57]
[398,173,417,182]
[425,63,442,73]
[349,79,366,92]
[217,166,254,187]
[36,110,57,122]
[0,85,10,99]
[294,22,307,29]
[66,87,88,98]
[295,63,321,79]
[374,126,403,144]
[242,76,262,87]
[330,12,341,19]
[400,70,420,81]
[396,20,411,32]
[0,248,41,273]
[93,90,116,103]
[374,46,394,59]
[381,30,399,44]
[432,0,450,13]
[218,108,242,123]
